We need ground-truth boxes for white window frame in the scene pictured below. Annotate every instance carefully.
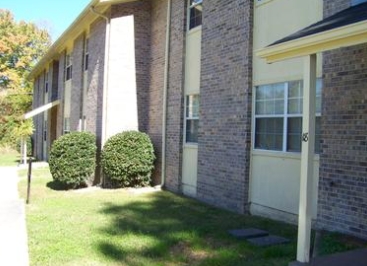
[63,117,70,134]
[65,53,72,81]
[44,71,49,94]
[187,0,203,31]
[84,38,89,72]
[184,94,200,145]
[253,79,322,153]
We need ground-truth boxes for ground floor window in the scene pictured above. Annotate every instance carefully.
[43,120,47,141]
[63,117,70,134]
[254,79,322,153]
[185,94,199,143]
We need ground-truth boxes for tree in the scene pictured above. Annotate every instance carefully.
[0,9,51,147]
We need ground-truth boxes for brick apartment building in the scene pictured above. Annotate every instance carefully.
[29,0,367,244]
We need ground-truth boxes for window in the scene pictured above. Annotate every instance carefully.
[43,120,47,141]
[65,54,72,81]
[185,94,200,143]
[44,71,49,94]
[254,80,322,153]
[188,0,202,30]
[63,117,70,134]
[84,39,89,71]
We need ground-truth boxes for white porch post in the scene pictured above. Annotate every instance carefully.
[22,136,27,165]
[296,54,317,263]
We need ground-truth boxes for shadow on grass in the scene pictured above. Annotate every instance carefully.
[95,192,298,266]
[46,179,88,191]
[46,180,70,191]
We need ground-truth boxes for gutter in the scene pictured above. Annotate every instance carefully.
[161,0,172,187]
[28,0,138,80]
[90,6,111,186]
[28,0,100,80]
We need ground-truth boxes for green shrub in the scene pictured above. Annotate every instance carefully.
[101,131,156,188]
[49,132,97,189]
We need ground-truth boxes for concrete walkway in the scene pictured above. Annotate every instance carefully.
[0,166,29,266]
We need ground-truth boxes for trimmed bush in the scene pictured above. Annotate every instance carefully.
[101,131,156,188]
[49,132,97,189]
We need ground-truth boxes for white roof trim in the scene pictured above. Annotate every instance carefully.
[257,20,367,63]
[24,100,60,119]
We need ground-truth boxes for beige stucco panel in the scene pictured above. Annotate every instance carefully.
[250,153,319,218]
[182,145,198,197]
[184,27,202,94]
[106,15,138,139]
[64,80,72,117]
[253,0,323,84]
[182,27,202,197]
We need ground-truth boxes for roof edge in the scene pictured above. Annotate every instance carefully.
[256,20,367,63]
[29,0,138,80]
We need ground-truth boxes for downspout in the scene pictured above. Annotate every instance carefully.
[90,6,111,186]
[161,0,172,187]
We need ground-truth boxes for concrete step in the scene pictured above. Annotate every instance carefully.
[228,228,269,239]
[247,235,290,247]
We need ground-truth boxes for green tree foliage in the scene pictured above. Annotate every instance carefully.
[0,9,51,147]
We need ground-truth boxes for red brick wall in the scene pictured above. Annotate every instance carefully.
[196,0,253,214]
[318,0,367,239]
[164,0,187,192]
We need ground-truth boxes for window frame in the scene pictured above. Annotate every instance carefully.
[43,120,48,141]
[84,38,89,71]
[184,94,200,145]
[65,53,73,81]
[253,80,322,153]
[187,0,203,31]
[63,117,70,134]
[44,71,49,94]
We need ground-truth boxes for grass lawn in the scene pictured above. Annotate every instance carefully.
[0,149,20,166]
[18,168,364,266]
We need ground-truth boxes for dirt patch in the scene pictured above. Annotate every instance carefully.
[170,241,212,264]
[204,237,226,249]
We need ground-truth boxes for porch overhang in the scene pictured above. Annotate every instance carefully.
[255,2,367,264]
[257,2,367,63]
[257,20,367,63]
[23,100,60,120]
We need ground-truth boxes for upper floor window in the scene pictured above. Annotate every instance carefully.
[254,79,322,153]
[65,54,73,81]
[84,39,89,71]
[44,71,49,94]
[188,0,202,30]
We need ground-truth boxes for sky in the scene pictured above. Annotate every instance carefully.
[0,0,92,42]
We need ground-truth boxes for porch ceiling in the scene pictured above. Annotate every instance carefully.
[257,2,367,63]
